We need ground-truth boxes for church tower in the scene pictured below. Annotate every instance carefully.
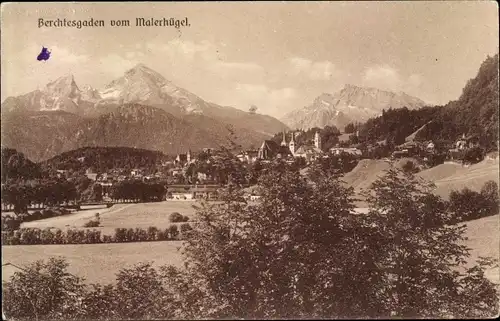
[314,131,322,150]
[289,132,296,155]
[281,131,287,146]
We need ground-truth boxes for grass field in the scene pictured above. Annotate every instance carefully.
[2,241,185,284]
[461,214,500,284]
[432,158,499,199]
[3,214,498,286]
[21,201,203,235]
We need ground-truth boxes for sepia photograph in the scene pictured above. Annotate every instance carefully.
[1,1,499,319]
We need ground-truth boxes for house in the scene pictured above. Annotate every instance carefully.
[426,141,436,151]
[448,134,481,161]
[292,131,323,162]
[191,185,219,200]
[85,168,98,181]
[202,148,214,154]
[99,182,113,197]
[161,160,174,167]
[243,185,263,201]
[197,172,210,182]
[329,147,362,157]
[97,173,110,182]
[237,150,259,163]
[56,169,68,179]
[294,145,323,162]
[455,134,480,150]
[167,186,194,200]
[130,169,143,177]
[392,141,420,158]
[167,184,218,200]
[449,149,466,161]
[175,150,192,166]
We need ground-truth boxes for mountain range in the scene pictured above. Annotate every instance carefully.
[1,64,288,161]
[281,84,428,130]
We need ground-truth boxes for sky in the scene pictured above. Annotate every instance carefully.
[1,1,498,119]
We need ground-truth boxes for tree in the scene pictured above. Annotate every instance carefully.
[344,123,356,134]
[110,263,175,319]
[2,170,498,319]
[176,167,498,319]
[91,183,103,202]
[481,180,499,210]
[402,160,419,174]
[2,258,86,320]
[463,147,484,165]
[363,169,498,317]
[249,105,258,114]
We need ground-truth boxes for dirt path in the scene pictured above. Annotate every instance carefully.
[21,204,134,230]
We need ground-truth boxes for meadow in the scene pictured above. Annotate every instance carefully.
[2,241,185,284]
[3,214,499,286]
[21,201,202,235]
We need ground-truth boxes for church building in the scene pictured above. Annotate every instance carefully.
[257,130,323,162]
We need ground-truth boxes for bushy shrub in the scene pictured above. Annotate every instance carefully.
[448,182,499,223]
[402,160,419,174]
[106,203,114,208]
[2,225,187,245]
[180,223,192,234]
[481,180,499,208]
[1,215,21,231]
[169,212,184,223]
[179,223,193,239]
[168,225,179,239]
[147,226,159,241]
[83,220,100,228]
[102,235,114,243]
[463,146,485,164]
[115,228,127,243]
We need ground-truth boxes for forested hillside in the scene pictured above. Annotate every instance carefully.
[41,147,168,173]
[356,54,499,149]
[1,148,42,183]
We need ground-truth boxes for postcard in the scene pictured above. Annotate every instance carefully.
[1,2,499,320]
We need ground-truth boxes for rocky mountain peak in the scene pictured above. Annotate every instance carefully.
[44,74,80,95]
[122,63,167,84]
[282,84,427,130]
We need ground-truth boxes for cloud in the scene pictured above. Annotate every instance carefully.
[45,45,89,64]
[288,57,336,80]
[231,83,297,116]
[362,64,425,98]
[20,44,88,65]
[147,39,213,62]
[362,64,402,90]
[145,39,266,82]
[98,53,139,78]
[125,51,145,60]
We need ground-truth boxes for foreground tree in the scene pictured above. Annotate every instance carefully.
[176,167,498,318]
[2,258,86,320]
[362,169,498,317]
[2,168,498,319]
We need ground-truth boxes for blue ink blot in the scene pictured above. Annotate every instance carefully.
[37,47,51,61]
